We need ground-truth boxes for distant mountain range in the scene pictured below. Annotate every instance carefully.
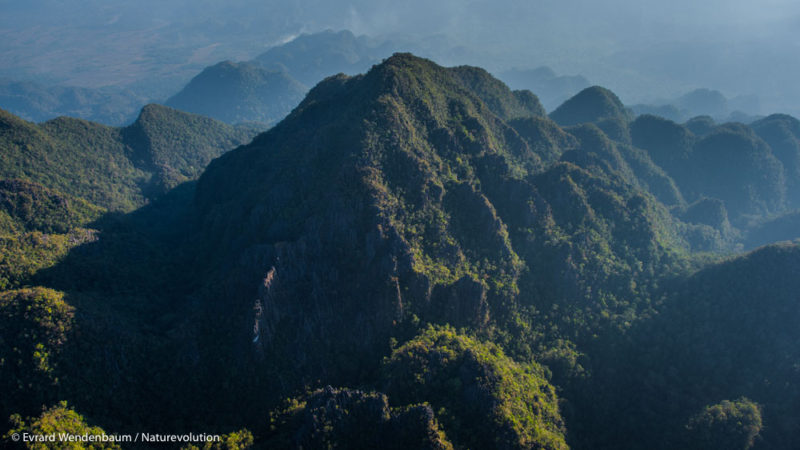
[0,78,149,126]
[164,30,397,125]
[499,67,591,112]
[165,61,307,126]
[253,29,394,86]
[632,88,763,123]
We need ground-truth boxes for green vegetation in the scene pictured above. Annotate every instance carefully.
[0,288,73,418]
[4,52,800,449]
[265,386,453,449]
[382,326,567,449]
[0,179,103,234]
[549,86,632,127]
[4,401,120,449]
[632,114,790,224]
[751,114,800,207]
[686,398,762,450]
[166,61,307,126]
[123,104,259,191]
[0,105,256,211]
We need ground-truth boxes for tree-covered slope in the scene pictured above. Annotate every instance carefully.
[4,52,800,449]
[574,243,800,449]
[122,103,258,191]
[0,52,686,444]
[0,105,257,211]
[169,54,696,439]
[751,114,800,207]
[631,114,788,224]
[549,86,632,127]
[165,61,307,125]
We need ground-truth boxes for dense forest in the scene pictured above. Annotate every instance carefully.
[2,53,800,449]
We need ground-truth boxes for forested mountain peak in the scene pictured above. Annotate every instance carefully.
[165,60,307,125]
[550,85,631,126]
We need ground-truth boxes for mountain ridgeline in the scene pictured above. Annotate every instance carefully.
[2,53,800,449]
[0,103,258,210]
[165,61,308,126]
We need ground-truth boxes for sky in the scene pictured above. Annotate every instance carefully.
[2,0,800,113]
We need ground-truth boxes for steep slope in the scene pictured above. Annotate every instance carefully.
[10,52,799,449]
[165,61,307,125]
[689,124,785,219]
[684,115,716,136]
[381,326,568,449]
[121,104,257,190]
[177,54,691,434]
[576,243,800,449]
[631,115,787,223]
[449,66,546,120]
[751,114,800,207]
[562,123,684,207]
[630,114,695,178]
[0,179,102,235]
[0,108,148,210]
[0,105,257,211]
[549,86,632,127]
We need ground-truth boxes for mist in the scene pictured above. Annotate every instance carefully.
[2,0,800,114]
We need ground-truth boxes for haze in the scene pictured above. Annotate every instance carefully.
[2,0,800,114]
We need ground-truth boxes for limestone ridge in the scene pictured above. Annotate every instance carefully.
[189,54,683,392]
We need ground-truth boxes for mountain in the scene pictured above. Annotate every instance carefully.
[549,86,632,127]
[684,115,716,136]
[751,114,800,207]
[631,88,763,123]
[0,53,691,446]
[677,88,728,118]
[631,114,787,224]
[165,61,307,125]
[166,29,393,127]
[0,104,258,211]
[0,78,146,126]
[163,53,696,442]
[575,243,800,449]
[0,179,102,291]
[4,52,800,449]
[630,103,685,122]
[253,29,393,86]
[500,67,591,112]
